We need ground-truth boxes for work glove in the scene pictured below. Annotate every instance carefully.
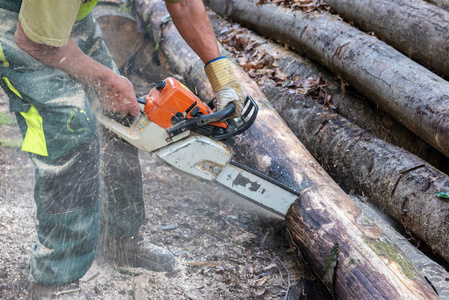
[205,56,245,119]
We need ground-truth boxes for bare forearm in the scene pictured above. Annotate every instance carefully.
[166,0,220,63]
[14,21,139,116]
[15,21,115,86]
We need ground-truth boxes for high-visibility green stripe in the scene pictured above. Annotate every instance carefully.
[2,77,21,98]
[0,43,9,68]
[67,108,89,132]
[20,105,48,157]
[67,108,77,132]
[76,0,99,21]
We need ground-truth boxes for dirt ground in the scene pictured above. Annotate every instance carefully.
[0,84,308,299]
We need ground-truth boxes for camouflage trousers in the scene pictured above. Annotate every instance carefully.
[0,3,144,285]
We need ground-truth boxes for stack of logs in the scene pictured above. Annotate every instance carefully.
[96,0,449,298]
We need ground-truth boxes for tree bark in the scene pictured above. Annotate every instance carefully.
[262,80,449,283]
[133,0,439,298]
[207,11,449,174]
[325,0,449,79]
[206,11,449,294]
[204,0,449,159]
[425,0,449,11]
[352,195,449,299]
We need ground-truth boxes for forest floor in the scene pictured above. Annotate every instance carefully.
[0,78,308,300]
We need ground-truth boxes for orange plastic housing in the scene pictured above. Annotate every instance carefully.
[144,77,227,129]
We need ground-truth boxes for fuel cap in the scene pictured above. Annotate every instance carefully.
[155,80,166,91]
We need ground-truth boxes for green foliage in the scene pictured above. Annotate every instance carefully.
[436,191,449,198]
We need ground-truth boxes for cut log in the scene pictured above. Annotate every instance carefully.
[93,4,145,70]
[325,0,449,79]
[262,82,449,264]
[204,0,449,159]
[352,196,449,299]
[206,12,449,293]
[263,81,449,294]
[207,11,449,174]
[262,81,449,262]
[133,0,439,298]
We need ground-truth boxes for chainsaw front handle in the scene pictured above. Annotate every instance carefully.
[169,96,258,141]
[210,96,259,140]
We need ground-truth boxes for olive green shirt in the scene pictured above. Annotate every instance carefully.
[19,0,182,47]
[19,0,84,47]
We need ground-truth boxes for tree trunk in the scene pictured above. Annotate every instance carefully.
[207,11,449,174]
[204,0,449,159]
[325,0,449,79]
[262,82,449,264]
[352,196,449,299]
[206,11,449,294]
[133,0,439,298]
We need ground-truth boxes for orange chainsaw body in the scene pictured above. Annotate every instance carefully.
[143,77,227,130]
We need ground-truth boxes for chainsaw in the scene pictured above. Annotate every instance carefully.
[96,77,299,217]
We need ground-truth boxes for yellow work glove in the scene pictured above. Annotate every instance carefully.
[205,56,245,119]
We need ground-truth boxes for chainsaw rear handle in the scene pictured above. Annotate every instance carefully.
[137,97,147,106]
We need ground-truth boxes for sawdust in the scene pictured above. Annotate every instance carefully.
[0,87,305,299]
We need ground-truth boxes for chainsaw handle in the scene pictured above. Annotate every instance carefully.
[137,97,147,106]
[166,103,234,138]
[211,96,258,140]
[202,102,235,122]
[167,96,258,140]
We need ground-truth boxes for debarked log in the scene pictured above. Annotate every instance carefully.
[134,0,439,298]
[206,10,449,175]
[325,0,449,79]
[204,0,449,159]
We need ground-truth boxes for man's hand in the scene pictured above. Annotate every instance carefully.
[95,73,140,116]
[205,56,245,119]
